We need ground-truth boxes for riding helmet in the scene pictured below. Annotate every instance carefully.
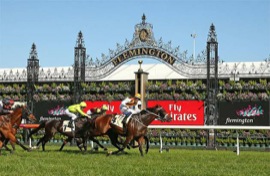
[3,98,10,105]
[80,101,87,107]
[135,93,141,99]
[102,105,108,111]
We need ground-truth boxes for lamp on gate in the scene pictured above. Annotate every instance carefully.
[138,60,143,72]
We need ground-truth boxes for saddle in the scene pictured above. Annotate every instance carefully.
[111,114,132,128]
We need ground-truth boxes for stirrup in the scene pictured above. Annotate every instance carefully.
[68,121,74,128]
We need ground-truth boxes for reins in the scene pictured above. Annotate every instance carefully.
[144,109,167,121]
[133,115,147,127]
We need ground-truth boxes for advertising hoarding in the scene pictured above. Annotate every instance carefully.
[218,101,270,126]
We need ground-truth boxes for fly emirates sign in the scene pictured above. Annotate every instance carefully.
[85,100,204,126]
[148,100,204,126]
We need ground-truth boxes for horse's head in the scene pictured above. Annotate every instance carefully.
[21,105,36,123]
[151,105,172,122]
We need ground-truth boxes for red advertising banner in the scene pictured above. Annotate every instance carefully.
[147,100,204,126]
[85,100,205,126]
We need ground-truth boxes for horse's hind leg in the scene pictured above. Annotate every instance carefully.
[5,133,30,151]
[3,139,14,153]
[10,141,16,151]
[0,141,3,155]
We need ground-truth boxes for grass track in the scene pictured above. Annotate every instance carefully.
[0,145,269,176]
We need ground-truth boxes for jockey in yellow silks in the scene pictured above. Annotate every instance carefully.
[65,101,90,128]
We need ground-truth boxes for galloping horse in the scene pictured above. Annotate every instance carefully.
[0,105,36,155]
[108,104,172,156]
[28,114,107,152]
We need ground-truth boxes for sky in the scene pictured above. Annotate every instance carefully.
[0,0,269,68]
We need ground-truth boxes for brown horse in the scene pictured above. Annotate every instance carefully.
[109,104,171,156]
[28,113,107,152]
[79,104,172,156]
[0,105,36,155]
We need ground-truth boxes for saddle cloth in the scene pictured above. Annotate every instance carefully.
[63,120,74,132]
[111,114,131,128]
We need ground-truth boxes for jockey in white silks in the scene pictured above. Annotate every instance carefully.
[119,93,142,131]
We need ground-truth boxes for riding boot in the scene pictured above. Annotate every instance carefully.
[122,114,130,133]
[68,120,74,128]
[122,117,127,132]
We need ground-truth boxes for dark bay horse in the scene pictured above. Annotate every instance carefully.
[28,114,107,152]
[108,104,172,156]
[0,105,36,155]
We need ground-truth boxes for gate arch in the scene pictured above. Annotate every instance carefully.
[85,14,207,81]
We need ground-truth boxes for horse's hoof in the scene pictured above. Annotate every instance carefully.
[106,151,113,156]
[30,146,37,149]
[94,146,99,151]
[122,151,128,155]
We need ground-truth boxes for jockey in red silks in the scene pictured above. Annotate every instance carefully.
[0,98,14,115]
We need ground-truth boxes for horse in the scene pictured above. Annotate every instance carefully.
[0,105,36,155]
[58,113,120,152]
[78,104,172,156]
[109,104,172,156]
[28,113,108,152]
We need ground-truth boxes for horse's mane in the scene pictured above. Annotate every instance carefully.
[13,105,24,110]
[140,105,161,115]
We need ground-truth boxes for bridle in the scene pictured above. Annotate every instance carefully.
[145,107,168,121]
[21,106,34,122]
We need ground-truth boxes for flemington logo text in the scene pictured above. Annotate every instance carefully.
[225,104,264,125]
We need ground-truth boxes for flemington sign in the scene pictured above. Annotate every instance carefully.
[111,47,176,67]
[218,101,270,126]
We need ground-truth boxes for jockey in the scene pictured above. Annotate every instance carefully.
[65,101,90,128]
[0,98,14,115]
[120,93,142,130]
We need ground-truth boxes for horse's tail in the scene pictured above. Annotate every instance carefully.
[27,121,47,140]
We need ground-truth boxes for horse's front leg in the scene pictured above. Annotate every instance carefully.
[90,137,108,151]
[59,137,72,151]
[111,135,133,155]
[144,136,149,154]
[107,130,122,150]
[76,138,86,152]
[137,136,145,156]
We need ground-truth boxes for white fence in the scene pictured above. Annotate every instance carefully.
[149,125,270,155]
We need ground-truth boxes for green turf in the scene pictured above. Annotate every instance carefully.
[0,145,269,176]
